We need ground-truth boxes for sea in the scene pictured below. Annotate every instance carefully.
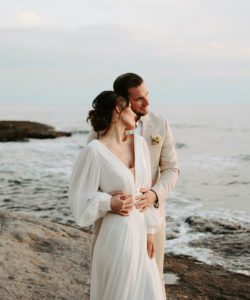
[0,104,249,275]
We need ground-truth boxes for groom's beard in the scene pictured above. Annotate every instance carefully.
[133,110,148,119]
[136,112,145,117]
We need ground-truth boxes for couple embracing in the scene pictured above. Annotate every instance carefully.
[68,73,180,300]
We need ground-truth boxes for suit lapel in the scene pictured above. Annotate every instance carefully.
[141,113,152,140]
[140,113,156,175]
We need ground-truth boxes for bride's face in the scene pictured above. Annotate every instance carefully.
[119,103,136,130]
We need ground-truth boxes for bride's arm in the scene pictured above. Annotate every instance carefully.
[68,145,111,227]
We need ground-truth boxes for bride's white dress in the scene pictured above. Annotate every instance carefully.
[69,134,164,300]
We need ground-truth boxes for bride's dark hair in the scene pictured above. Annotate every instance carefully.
[87,91,129,136]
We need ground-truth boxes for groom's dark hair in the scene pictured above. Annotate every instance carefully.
[113,73,143,98]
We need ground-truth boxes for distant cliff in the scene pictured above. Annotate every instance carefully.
[0,121,71,142]
[0,209,249,299]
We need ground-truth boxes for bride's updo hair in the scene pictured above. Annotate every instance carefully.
[87,91,129,135]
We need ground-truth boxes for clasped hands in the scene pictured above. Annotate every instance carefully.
[109,188,157,215]
[109,188,157,259]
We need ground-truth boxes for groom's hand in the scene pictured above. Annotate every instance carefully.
[109,190,134,216]
[135,188,157,212]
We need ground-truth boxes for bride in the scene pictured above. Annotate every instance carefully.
[68,91,164,300]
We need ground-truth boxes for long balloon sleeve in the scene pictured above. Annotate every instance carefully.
[68,145,111,227]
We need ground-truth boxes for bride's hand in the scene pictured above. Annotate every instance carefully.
[147,234,155,259]
[109,190,134,216]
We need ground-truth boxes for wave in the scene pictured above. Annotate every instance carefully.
[71,130,89,135]
[236,154,250,161]
[175,143,186,149]
[226,181,250,185]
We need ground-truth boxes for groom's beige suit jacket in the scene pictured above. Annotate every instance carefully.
[87,111,180,295]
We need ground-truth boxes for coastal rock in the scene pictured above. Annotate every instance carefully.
[190,232,250,265]
[185,216,249,234]
[165,216,180,240]
[0,209,91,300]
[0,209,249,300]
[184,216,250,273]
[0,121,71,142]
[164,254,250,300]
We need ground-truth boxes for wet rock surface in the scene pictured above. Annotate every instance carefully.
[0,121,71,142]
[165,216,181,240]
[0,209,249,300]
[164,253,250,300]
[185,216,249,235]
[185,216,250,273]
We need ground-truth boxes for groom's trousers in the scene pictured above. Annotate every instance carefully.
[83,218,167,300]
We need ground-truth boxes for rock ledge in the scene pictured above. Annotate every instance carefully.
[0,121,71,142]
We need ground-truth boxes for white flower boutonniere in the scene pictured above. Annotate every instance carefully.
[151,135,161,145]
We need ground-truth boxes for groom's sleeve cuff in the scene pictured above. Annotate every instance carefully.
[150,188,159,208]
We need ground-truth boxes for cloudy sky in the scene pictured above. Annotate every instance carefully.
[0,0,249,104]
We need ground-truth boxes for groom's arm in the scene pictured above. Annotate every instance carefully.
[150,118,180,209]
[135,118,180,212]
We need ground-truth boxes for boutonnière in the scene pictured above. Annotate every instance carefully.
[151,135,161,145]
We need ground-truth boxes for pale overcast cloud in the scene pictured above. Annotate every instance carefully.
[0,0,249,104]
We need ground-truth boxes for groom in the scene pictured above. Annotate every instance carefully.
[85,73,180,300]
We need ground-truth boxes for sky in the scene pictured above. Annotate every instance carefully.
[0,0,250,105]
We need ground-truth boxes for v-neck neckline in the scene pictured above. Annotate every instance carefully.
[95,134,137,184]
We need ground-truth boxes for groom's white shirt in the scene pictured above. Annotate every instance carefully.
[127,119,142,135]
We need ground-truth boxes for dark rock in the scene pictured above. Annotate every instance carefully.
[190,232,250,259]
[166,215,180,240]
[185,217,250,270]
[0,121,71,142]
[185,216,248,234]
[164,253,250,300]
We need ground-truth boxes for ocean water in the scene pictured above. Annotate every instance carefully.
[0,104,249,274]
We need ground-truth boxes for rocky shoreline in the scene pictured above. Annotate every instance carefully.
[164,254,250,300]
[0,209,249,300]
[0,121,71,142]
